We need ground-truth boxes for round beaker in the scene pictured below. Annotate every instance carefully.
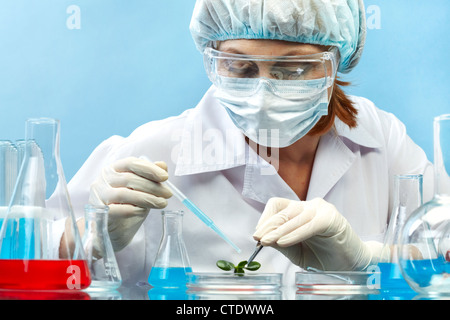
[398,114,450,295]
[82,204,122,291]
[0,118,90,290]
[148,210,192,288]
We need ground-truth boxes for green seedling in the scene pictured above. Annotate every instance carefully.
[216,260,261,274]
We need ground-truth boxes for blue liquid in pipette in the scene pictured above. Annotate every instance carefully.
[148,267,192,288]
[182,199,213,226]
[139,155,240,253]
[181,198,241,253]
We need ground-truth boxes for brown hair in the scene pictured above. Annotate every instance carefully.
[308,79,358,136]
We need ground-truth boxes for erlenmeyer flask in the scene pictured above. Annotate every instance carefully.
[148,210,192,288]
[398,114,450,295]
[82,204,122,291]
[378,174,423,294]
[0,118,90,290]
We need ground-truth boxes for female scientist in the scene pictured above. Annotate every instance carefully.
[62,0,433,284]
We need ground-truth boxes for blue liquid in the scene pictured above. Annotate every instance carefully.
[401,257,449,287]
[148,267,192,288]
[380,258,449,290]
[0,218,35,259]
[373,260,450,300]
[148,287,188,300]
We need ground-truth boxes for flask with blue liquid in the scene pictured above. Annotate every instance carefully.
[148,210,192,289]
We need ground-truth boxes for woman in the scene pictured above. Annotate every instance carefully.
[63,0,433,285]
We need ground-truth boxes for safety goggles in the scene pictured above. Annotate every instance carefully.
[204,46,338,96]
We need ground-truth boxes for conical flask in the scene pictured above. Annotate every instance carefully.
[82,204,122,291]
[148,210,192,288]
[398,114,450,295]
[0,118,91,290]
[378,174,423,294]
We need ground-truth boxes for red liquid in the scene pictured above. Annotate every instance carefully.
[0,259,91,290]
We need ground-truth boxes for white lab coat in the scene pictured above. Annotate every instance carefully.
[67,86,433,286]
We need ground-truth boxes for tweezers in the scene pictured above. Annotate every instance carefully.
[246,241,263,265]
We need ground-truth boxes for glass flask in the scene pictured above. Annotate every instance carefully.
[398,114,450,295]
[14,140,26,172]
[148,210,192,289]
[82,204,122,291]
[377,174,423,296]
[0,118,90,290]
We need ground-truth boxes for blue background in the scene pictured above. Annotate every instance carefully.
[0,0,449,181]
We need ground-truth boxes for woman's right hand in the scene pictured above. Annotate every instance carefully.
[89,157,173,251]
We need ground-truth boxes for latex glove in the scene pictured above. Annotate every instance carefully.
[253,197,383,271]
[89,157,173,251]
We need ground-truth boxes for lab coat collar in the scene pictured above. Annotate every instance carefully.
[334,116,383,149]
[174,86,249,176]
[241,125,380,204]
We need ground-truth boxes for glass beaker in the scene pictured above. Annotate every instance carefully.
[148,210,192,289]
[377,174,423,295]
[82,204,122,291]
[0,141,18,261]
[398,114,450,295]
[0,118,91,290]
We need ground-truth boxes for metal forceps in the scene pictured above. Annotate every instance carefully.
[246,241,263,265]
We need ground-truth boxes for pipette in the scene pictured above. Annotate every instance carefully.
[140,156,241,253]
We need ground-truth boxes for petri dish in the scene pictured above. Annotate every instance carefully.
[295,270,380,294]
[186,272,282,292]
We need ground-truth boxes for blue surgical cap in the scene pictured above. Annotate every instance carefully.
[190,0,366,73]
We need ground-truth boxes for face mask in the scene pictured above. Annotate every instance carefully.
[214,77,330,148]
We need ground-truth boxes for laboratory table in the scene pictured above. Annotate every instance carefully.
[0,282,441,300]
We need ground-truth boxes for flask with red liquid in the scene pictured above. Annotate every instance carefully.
[0,118,91,290]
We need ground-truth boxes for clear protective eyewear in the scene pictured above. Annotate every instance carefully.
[204,46,339,97]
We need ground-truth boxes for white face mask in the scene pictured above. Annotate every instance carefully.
[214,77,330,148]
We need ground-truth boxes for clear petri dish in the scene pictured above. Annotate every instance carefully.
[186,272,282,292]
[295,270,380,294]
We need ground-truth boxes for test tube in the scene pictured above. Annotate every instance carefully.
[0,141,18,206]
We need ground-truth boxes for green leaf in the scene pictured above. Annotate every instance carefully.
[216,260,235,271]
[216,259,262,274]
[244,261,261,271]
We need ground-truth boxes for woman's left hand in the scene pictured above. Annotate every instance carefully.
[253,197,383,271]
